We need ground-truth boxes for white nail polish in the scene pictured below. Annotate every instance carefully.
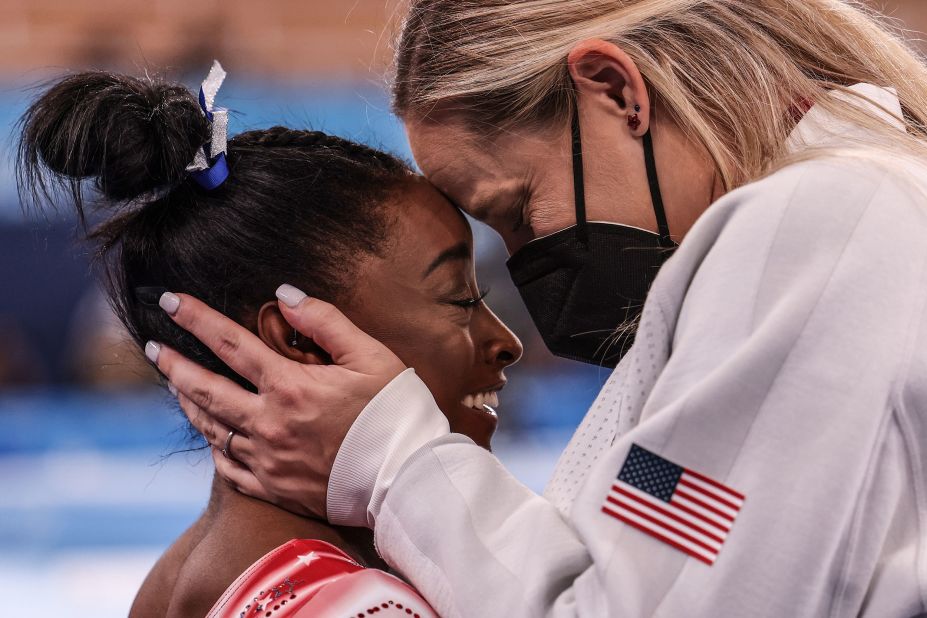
[276,284,308,308]
[159,292,180,315]
[168,382,178,397]
[145,341,161,364]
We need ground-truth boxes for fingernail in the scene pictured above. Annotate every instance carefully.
[145,341,161,364]
[276,284,307,308]
[159,291,180,315]
[167,382,178,397]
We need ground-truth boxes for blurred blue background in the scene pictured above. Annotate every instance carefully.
[2,0,921,615]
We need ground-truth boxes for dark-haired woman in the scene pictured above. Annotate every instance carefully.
[19,64,521,617]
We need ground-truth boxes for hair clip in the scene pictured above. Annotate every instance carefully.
[186,60,230,190]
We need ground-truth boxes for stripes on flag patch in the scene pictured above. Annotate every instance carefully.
[601,444,745,565]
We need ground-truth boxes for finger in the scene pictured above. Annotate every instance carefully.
[275,285,396,367]
[217,424,256,468]
[176,393,254,468]
[159,292,288,389]
[212,448,272,502]
[155,343,261,432]
[175,391,231,448]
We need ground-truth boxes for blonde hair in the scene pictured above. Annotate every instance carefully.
[391,0,927,192]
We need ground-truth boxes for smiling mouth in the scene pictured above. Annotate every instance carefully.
[461,389,501,418]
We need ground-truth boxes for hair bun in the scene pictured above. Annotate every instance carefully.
[20,71,210,207]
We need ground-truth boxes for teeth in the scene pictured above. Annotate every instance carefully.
[482,404,498,418]
[461,390,501,413]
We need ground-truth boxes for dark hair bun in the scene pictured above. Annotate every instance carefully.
[19,71,209,212]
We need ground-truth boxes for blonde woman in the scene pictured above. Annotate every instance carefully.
[150,1,925,615]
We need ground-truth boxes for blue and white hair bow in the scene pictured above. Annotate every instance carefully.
[186,60,229,190]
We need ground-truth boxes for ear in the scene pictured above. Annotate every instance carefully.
[257,301,332,365]
[567,39,651,136]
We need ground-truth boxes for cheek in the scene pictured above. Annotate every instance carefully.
[366,305,476,404]
[405,325,476,406]
[526,185,576,239]
[356,301,493,446]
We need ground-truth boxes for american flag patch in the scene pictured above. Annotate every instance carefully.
[601,444,745,565]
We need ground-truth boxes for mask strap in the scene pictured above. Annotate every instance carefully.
[571,90,674,248]
[570,96,589,243]
[642,129,674,248]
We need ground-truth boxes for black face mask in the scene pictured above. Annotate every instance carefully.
[506,102,677,368]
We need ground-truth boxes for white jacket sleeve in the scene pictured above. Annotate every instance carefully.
[327,371,594,617]
[327,159,927,618]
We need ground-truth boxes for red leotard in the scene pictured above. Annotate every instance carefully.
[206,539,438,618]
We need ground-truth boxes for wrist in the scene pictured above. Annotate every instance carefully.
[327,368,450,527]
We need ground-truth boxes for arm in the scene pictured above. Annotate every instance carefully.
[327,370,594,617]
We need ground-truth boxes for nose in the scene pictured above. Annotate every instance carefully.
[480,307,523,368]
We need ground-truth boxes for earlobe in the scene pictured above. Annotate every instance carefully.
[567,38,651,134]
[257,301,331,365]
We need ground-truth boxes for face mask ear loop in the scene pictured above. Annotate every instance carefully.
[570,93,589,244]
[642,129,674,248]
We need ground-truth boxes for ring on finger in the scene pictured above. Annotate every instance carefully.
[221,430,236,461]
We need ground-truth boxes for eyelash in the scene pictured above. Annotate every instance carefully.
[449,288,490,309]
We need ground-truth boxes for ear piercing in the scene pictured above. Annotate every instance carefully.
[291,328,299,347]
[628,104,642,131]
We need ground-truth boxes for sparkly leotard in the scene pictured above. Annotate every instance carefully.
[206,539,437,618]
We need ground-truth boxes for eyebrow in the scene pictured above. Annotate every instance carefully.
[422,242,471,280]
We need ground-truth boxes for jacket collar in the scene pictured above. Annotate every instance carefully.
[786,83,905,152]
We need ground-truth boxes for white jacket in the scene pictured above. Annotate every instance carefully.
[326,84,927,617]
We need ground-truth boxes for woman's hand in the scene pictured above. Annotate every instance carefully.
[149,285,407,519]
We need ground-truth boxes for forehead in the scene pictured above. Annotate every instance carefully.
[406,118,527,218]
[385,176,473,266]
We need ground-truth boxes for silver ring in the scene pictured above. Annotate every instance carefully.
[221,430,235,460]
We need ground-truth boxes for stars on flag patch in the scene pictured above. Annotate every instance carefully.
[601,444,745,565]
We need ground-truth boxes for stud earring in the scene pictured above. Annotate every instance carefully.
[290,329,299,347]
[628,104,642,131]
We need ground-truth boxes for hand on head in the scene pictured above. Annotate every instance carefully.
[150,285,406,519]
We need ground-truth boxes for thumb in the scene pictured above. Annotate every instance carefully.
[275,284,400,370]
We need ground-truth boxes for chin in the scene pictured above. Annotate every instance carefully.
[450,401,498,451]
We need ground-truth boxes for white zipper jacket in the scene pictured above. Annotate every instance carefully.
[325,84,927,617]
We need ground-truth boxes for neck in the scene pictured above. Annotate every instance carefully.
[207,475,385,569]
[653,117,726,242]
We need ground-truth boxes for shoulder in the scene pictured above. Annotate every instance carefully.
[166,500,354,617]
[300,568,438,618]
[203,539,437,618]
[660,153,927,368]
[675,154,927,295]
[717,155,927,251]
[165,528,291,617]
[130,512,213,618]
[203,539,362,618]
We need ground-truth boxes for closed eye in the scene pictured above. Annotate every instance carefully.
[449,287,490,309]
